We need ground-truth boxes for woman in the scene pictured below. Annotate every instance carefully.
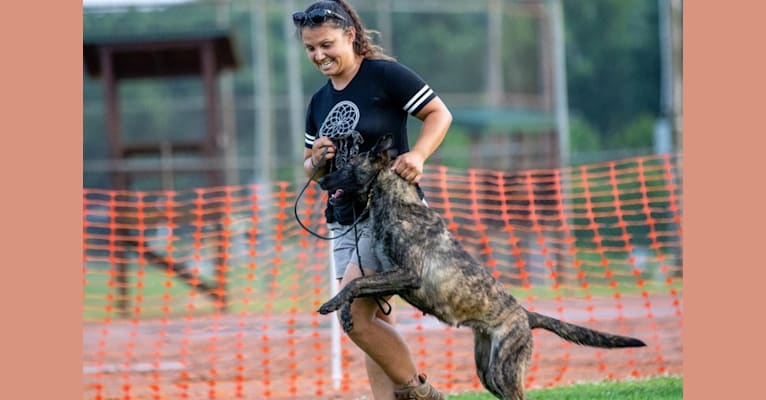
[294,1,452,399]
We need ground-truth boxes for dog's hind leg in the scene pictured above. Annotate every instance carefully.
[498,331,533,400]
[474,324,533,400]
[473,331,503,399]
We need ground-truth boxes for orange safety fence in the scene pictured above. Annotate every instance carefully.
[83,154,683,399]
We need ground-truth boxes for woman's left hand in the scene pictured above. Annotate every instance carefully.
[391,150,425,184]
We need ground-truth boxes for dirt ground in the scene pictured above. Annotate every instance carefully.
[83,294,682,399]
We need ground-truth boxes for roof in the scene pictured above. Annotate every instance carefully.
[83,29,239,79]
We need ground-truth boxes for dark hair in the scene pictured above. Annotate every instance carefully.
[299,0,395,61]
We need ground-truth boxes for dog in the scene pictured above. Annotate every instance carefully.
[316,135,646,400]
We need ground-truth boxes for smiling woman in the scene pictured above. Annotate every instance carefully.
[293,1,452,399]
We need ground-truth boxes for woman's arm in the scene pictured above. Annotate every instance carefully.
[391,96,453,184]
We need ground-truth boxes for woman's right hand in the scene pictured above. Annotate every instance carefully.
[310,136,336,167]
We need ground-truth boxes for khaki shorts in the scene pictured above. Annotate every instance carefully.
[328,218,382,280]
[328,199,426,280]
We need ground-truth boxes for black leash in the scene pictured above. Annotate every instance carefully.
[293,148,368,241]
[293,147,367,240]
[293,148,392,316]
[352,208,392,316]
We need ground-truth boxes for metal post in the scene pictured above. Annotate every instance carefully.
[160,140,174,190]
[376,0,394,55]
[487,0,504,107]
[100,46,130,317]
[252,0,274,184]
[656,0,676,155]
[217,0,240,186]
[658,0,672,122]
[201,39,222,186]
[670,0,683,150]
[548,0,572,287]
[285,0,306,183]
[328,240,342,390]
[548,0,570,168]
[99,46,126,189]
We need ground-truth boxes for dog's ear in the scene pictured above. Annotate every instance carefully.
[372,134,394,155]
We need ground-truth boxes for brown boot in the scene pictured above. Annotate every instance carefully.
[393,373,445,400]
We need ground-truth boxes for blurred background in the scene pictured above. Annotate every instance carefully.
[83,0,682,191]
[82,3,684,397]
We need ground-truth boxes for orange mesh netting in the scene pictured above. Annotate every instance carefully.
[83,155,683,399]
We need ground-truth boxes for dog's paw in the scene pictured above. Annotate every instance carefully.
[318,290,352,315]
[317,302,337,315]
[318,296,346,315]
[340,304,354,333]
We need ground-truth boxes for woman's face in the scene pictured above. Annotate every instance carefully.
[301,24,357,79]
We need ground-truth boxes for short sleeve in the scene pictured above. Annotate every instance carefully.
[383,61,437,116]
[304,95,317,149]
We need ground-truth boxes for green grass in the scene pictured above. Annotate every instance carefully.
[83,256,683,320]
[509,279,682,300]
[83,241,683,320]
[448,376,682,399]
[82,262,315,320]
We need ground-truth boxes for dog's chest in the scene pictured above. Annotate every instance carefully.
[370,220,422,268]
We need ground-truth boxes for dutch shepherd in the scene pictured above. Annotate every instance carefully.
[316,135,646,400]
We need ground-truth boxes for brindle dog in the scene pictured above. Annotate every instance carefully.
[316,135,646,400]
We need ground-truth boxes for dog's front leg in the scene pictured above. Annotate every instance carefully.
[339,303,353,332]
[317,267,421,316]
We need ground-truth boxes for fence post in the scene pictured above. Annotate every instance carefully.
[329,238,342,391]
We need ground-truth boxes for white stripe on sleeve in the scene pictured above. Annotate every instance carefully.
[305,133,315,147]
[407,88,433,114]
[403,85,431,113]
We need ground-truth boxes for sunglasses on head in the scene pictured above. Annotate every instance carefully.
[292,9,347,28]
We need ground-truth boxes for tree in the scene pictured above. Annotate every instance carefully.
[563,0,661,141]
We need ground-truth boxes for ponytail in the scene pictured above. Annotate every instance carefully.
[334,0,395,61]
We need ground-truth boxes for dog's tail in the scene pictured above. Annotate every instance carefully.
[525,310,646,348]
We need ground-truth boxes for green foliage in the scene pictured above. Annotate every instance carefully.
[608,113,656,149]
[563,0,661,141]
[448,376,682,399]
[392,12,486,92]
[430,126,473,170]
[568,114,602,152]
[502,14,541,95]
[84,1,220,36]
[83,1,664,189]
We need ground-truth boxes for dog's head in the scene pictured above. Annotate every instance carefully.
[317,134,396,203]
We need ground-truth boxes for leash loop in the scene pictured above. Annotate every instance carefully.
[293,147,368,241]
[294,147,391,316]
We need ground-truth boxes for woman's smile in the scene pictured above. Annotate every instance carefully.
[318,58,335,73]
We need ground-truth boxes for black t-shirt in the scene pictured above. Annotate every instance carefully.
[304,58,436,223]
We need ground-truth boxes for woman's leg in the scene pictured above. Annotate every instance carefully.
[363,303,399,398]
[331,219,442,399]
[340,263,415,400]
